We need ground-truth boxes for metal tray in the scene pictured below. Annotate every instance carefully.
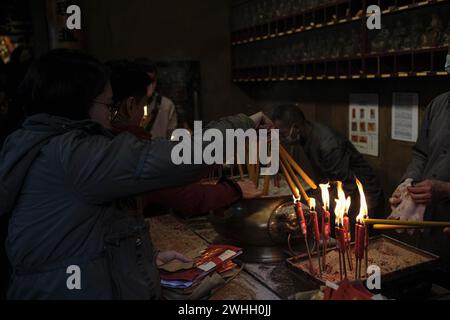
[286,235,440,288]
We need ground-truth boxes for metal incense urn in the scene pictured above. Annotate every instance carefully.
[209,193,311,263]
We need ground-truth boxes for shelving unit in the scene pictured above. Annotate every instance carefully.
[233,46,448,81]
[232,0,363,46]
[231,0,450,81]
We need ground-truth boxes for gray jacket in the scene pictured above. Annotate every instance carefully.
[302,122,383,210]
[402,92,450,263]
[0,113,254,300]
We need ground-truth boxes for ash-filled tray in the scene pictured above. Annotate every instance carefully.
[286,235,439,285]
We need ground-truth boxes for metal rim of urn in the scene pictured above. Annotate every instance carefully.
[209,195,312,263]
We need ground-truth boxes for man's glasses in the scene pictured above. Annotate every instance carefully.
[93,100,121,120]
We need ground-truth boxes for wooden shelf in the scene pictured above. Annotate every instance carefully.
[231,0,449,46]
[231,0,450,80]
[233,71,447,82]
[232,0,363,46]
[232,47,448,81]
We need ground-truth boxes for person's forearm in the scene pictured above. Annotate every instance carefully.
[69,113,255,203]
[178,181,241,215]
[141,180,241,217]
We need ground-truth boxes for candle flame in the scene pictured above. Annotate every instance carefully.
[334,181,347,226]
[309,197,316,211]
[345,196,351,214]
[356,177,368,224]
[334,199,344,226]
[144,105,148,117]
[336,181,346,202]
[319,183,330,210]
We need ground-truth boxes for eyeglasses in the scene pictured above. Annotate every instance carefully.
[93,100,121,112]
[93,100,121,120]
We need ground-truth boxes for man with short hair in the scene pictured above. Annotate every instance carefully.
[272,104,383,218]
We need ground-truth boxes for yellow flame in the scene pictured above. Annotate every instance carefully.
[319,183,330,210]
[336,181,345,202]
[144,105,148,117]
[345,196,351,214]
[309,198,316,211]
[334,181,347,226]
[334,198,344,226]
[355,178,368,223]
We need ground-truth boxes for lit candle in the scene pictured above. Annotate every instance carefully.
[309,197,322,275]
[343,196,351,244]
[319,183,331,269]
[335,182,348,279]
[293,194,307,237]
[293,193,314,273]
[309,198,321,244]
[343,196,353,271]
[355,178,369,280]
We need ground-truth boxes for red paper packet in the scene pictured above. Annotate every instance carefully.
[325,279,373,300]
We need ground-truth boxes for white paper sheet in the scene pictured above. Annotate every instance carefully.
[391,93,419,143]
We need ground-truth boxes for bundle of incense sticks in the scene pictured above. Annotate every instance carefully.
[279,144,317,202]
[232,140,317,200]
[365,219,450,228]
[279,145,317,190]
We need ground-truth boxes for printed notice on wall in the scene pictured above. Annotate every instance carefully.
[349,94,379,157]
[392,93,419,143]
